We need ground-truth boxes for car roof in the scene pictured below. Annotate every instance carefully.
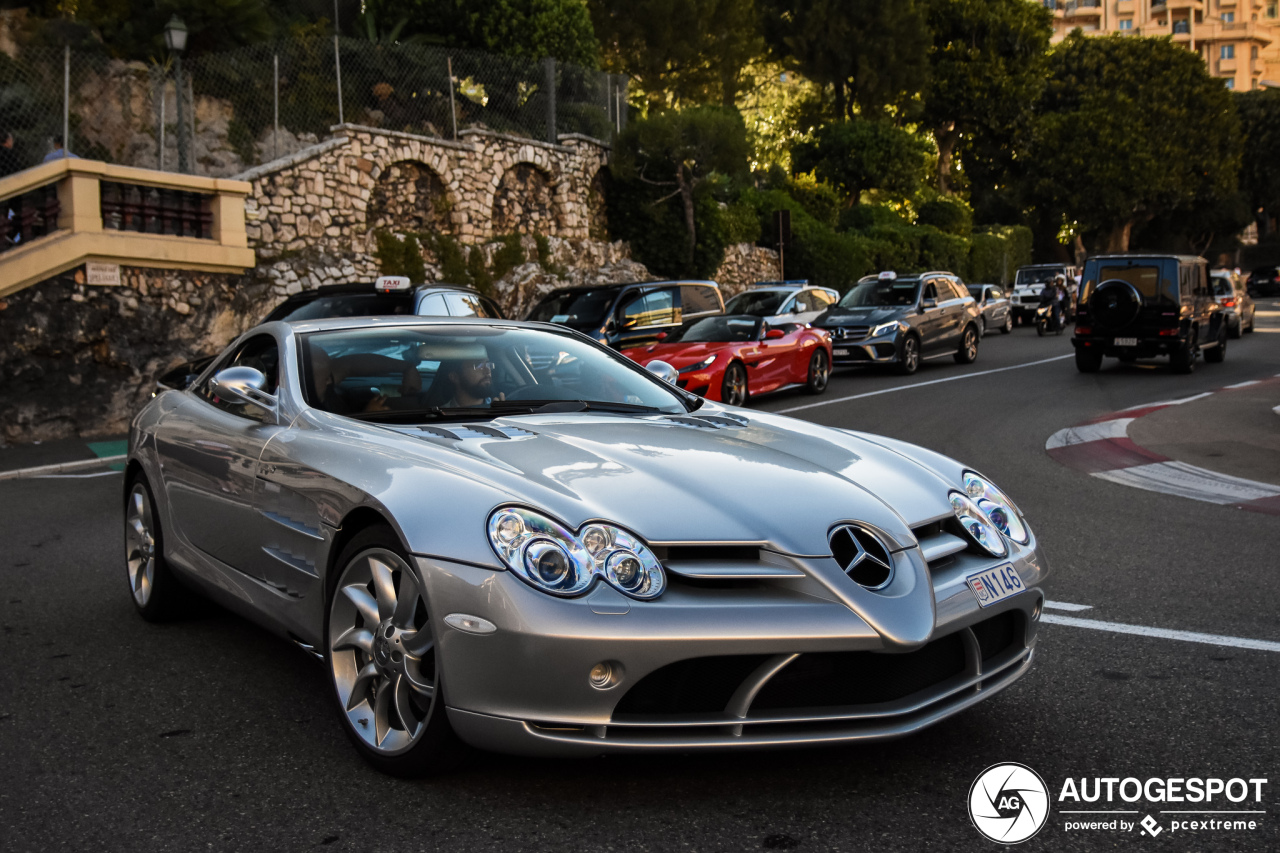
[274,281,488,301]
[541,279,720,294]
[1018,263,1074,269]
[267,315,556,335]
[1087,253,1206,263]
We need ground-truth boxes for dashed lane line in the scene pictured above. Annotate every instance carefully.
[1043,601,1093,612]
[1042,613,1280,653]
[775,354,1074,415]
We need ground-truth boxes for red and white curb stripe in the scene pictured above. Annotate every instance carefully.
[1046,377,1280,516]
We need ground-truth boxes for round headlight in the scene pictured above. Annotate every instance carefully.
[963,472,1029,545]
[495,512,524,543]
[580,525,613,558]
[950,492,1008,558]
[605,549,664,599]
[525,540,576,589]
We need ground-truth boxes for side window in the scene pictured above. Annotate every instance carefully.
[812,289,836,307]
[199,334,279,423]
[418,293,448,315]
[681,285,721,317]
[620,288,677,328]
[443,292,493,317]
[923,282,938,303]
[792,292,812,312]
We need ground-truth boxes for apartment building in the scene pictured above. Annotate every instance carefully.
[1039,1,1280,90]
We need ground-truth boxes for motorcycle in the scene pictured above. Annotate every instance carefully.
[1035,303,1065,336]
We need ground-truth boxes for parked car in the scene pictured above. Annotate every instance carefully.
[156,278,502,391]
[1247,264,1280,298]
[525,280,724,349]
[1009,263,1080,325]
[722,282,840,327]
[620,314,832,405]
[967,284,1014,335]
[1073,254,1226,374]
[813,271,982,375]
[1211,269,1256,338]
[125,315,1048,775]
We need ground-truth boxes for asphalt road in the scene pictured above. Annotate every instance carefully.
[3,305,1279,852]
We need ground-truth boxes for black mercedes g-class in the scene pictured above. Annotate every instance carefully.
[1072,254,1226,374]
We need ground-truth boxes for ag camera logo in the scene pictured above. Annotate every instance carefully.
[969,763,1051,844]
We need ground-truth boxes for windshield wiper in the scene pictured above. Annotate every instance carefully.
[491,399,670,415]
[349,405,527,423]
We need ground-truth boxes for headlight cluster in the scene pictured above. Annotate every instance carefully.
[678,354,717,374]
[487,507,666,600]
[948,471,1029,557]
[870,321,900,338]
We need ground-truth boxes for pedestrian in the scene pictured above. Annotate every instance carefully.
[42,135,80,163]
[0,130,20,177]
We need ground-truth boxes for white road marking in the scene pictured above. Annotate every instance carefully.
[775,354,1074,414]
[1223,380,1261,389]
[1045,418,1134,450]
[1042,613,1280,653]
[1092,460,1280,504]
[0,454,127,481]
[1121,392,1213,411]
[1043,601,1093,612]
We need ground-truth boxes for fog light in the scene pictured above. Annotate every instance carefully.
[589,661,622,689]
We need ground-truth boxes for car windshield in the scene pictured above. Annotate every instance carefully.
[839,280,920,307]
[724,291,787,315]
[300,325,689,421]
[526,289,617,329]
[1015,268,1062,286]
[666,315,762,343]
[265,293,415,323]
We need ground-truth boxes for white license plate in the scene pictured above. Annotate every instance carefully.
[966,565,1025,608]
[833,348,850,356]
[1114,337,1138,346]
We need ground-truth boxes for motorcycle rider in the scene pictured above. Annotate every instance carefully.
[1037,276,1064,332]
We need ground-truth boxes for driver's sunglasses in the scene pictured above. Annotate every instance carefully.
[467,360,496,372]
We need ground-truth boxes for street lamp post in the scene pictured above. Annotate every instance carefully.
[164,15,189,174]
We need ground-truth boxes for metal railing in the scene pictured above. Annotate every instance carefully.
[0,39,626,179]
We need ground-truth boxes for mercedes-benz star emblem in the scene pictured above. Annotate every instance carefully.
[829,525,894,590]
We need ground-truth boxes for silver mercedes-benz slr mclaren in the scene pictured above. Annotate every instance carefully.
[124,316,1049,776]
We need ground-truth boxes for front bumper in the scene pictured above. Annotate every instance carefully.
[826,332,901,366]
[415,541,1048,756]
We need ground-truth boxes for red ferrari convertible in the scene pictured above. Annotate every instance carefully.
[620,314,832,406]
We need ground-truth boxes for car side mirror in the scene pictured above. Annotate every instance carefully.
[210,366,277,417]
[645,360,678,384]
[764,328,786,340]
[655,331,668,341]
[920,297,937,310]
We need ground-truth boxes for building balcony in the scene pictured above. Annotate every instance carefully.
[1219,58,1239,72]
[1065,0,1103,17]
[0,159,254,298]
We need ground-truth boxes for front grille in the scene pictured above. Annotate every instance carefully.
[827,325,871,341]
[750,633,967,710]
[972,610,1020,662]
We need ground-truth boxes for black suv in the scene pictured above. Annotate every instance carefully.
[812,271,982,375]
[1073,254,1226,374]
[1249,264,1280,298]
[525,280,724,348]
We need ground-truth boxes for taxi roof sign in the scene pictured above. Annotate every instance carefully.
[375,276,412,293]
[877,271,898,281]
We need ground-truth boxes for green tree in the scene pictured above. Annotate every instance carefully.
[589,0,765,108]
[791,118,931,206]
[1030,33,1242,253]
[1236,89,1280,233]
[920,0,1052,195]
[758,0,930,120]
[403,0,600,67]
[611,106,750,270]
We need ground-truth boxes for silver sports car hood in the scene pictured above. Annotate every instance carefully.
[360,408,961,557]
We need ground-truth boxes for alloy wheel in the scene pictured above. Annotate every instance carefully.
[329,548,438,755]
[964,328,978,360]
[125,484,157,607]
[807,349,829,393]
[900,337,919,374]
[722,364,747,406]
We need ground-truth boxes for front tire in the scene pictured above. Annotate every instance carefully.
[1170,337,1196,374]
[979,316,987,337]
[804,348,829,394]
[1228,315,1242,339]
[897,335,920,375]
[1205,326,1227,364]
[954,325,979,364]
[326,526,462,777]
[1075,348,1103,373]
[721,362,748,406]
[124,475,191,622]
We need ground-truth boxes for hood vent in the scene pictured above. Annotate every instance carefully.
[416,424,536,441]
[661,413,749,430]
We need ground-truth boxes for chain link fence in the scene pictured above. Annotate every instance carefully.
[0,38,627,179]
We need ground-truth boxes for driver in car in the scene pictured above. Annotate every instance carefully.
[430,357,506,408]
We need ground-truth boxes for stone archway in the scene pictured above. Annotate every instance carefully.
[367,160,451,233]
[491,163,558,235]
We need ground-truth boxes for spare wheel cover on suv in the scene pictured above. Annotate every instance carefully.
[1090,279,1142,329]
